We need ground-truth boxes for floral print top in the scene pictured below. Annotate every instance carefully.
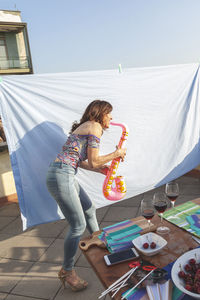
[57,134,100,169]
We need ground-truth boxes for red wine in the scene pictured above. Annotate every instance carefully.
[167,194,178,202]
[142,209,154,220]
[154,201,167,213]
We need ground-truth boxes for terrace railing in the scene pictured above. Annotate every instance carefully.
[0,56,31,70]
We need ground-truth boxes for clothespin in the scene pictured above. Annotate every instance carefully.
[118,64,122,73]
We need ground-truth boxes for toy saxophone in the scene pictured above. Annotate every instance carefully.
[103,122,129,201]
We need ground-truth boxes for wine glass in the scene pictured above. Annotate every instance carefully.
[153,192,170,234]
[141,196,155,232]
[165,182,179,208]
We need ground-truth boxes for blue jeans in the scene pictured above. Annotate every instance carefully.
[46,161,99,270]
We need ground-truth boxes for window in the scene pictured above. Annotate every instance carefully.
[0,37,8,69]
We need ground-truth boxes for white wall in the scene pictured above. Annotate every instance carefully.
[0,149,16,198]
[0,10,21,23]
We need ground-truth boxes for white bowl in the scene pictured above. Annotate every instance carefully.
[132,232,167,256]
[171,248,200,299]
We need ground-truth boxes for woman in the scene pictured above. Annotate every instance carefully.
[46,100,126,291]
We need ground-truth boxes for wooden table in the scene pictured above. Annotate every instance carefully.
[79,198,200,299]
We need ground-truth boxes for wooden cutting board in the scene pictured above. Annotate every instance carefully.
[79,216,156,251]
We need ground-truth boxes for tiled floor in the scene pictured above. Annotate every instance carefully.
[0,175,199,300]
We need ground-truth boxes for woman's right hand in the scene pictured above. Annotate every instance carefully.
[115,146,127,161]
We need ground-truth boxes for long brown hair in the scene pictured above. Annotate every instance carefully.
[70,100,113,133]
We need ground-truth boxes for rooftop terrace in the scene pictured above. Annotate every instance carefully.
[0,174,199,299]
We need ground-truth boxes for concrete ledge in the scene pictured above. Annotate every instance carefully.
[0,68,31,74]
[184,169,200,178]
[0,193,18,207]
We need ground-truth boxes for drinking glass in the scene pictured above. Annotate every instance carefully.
[153,192,170,234]
[165,182,179,208]
[141,196,155,232]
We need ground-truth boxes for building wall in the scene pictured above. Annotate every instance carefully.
[21,28,30,60]
[0,9,32,201]
[0,10,21,22]
[0,149,16,198]
[16,30,29,68]
[0,9,33,74]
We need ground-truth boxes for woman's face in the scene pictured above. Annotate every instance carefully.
[102,112,112,129]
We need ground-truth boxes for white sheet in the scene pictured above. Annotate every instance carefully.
[0,63,200,230]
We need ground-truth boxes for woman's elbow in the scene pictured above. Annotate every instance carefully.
[88,160,98,169]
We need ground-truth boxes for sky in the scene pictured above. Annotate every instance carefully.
[0,0,200,74]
